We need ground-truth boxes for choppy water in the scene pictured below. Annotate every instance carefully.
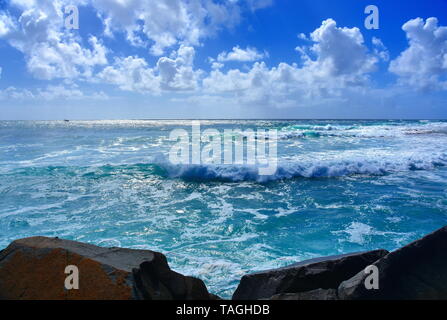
[1,120,447,298]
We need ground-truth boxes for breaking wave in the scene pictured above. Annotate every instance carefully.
[154,152,447,182]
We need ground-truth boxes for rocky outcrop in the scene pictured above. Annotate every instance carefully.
[232,249,388,300]
[338,226,447,300]
[0,236,212,300]
[2,225,447,300]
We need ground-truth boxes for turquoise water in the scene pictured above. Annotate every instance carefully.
[1,120,447,298]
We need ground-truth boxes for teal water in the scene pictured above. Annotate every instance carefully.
[1,120,447,298]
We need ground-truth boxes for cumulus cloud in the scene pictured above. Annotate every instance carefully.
[92,0,243,55]
[217,46,267,62]
[98,56,160,94]
[0,0,265,90]
[27,36,107,80]
[203,19,380,107]
[157,45,202,91]
[0,0,246,83]
[98,45,201,93]
[4,0,444,113]
[92,0,269,55]
[1,0,108,80]
[389,17,447,91]
[203,61,302,107]
[300,18,377,79]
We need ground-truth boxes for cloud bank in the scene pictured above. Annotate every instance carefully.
[0,0,446,116]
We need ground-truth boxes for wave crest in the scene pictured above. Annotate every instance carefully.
[154,152,447,182]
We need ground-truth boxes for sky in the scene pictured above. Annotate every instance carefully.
[0,0,447,120]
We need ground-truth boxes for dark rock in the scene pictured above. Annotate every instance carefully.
[0,236,211,300]
[209,293,223,300]
[269,288,338,300]
[338,226,447,300]
[132,259,210,300]
[232,249,388,300]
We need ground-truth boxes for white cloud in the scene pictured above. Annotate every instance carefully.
[246,0,274,11]
[0,86,35,100]
[301,18,377,79]
[211,61,224,69]
[90,0,270,56]
[37,85,84,100]
[372,37,389,62]
[27,36,107,80]
[5,1,443,114]
[203,18,379,107]
[389,17,447,91]
[203,61,301,107]
[157,45,202,91]
[297,33,308,40]
[0,12,15,37]
[217,46,267,62]
[0,0,262,87]
[1,0,108,80]
[98,45,201,93]
[0,84,108,101]
[98,56,160,94]
[92,0,243,55]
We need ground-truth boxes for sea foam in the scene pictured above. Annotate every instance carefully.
[153,152,447,182]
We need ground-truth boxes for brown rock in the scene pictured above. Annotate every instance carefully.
[0,236,211,300]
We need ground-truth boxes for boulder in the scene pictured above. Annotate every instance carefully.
[132,259,210,300]
[232,249,388,300]
[0,236,211,300]
[338,226,447,300]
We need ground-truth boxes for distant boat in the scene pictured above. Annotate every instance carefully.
[64,119,70,122]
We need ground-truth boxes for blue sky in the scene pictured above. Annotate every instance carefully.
[0,0,447,119]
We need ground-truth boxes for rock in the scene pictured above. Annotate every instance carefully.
[232,249,388,300]
[338,226,447,300]
[209,293,223,300]
[0,236,211,300]
[269,289,338,300]
[132,259,210,300]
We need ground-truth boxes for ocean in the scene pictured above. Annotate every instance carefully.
[1,119,447,298]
